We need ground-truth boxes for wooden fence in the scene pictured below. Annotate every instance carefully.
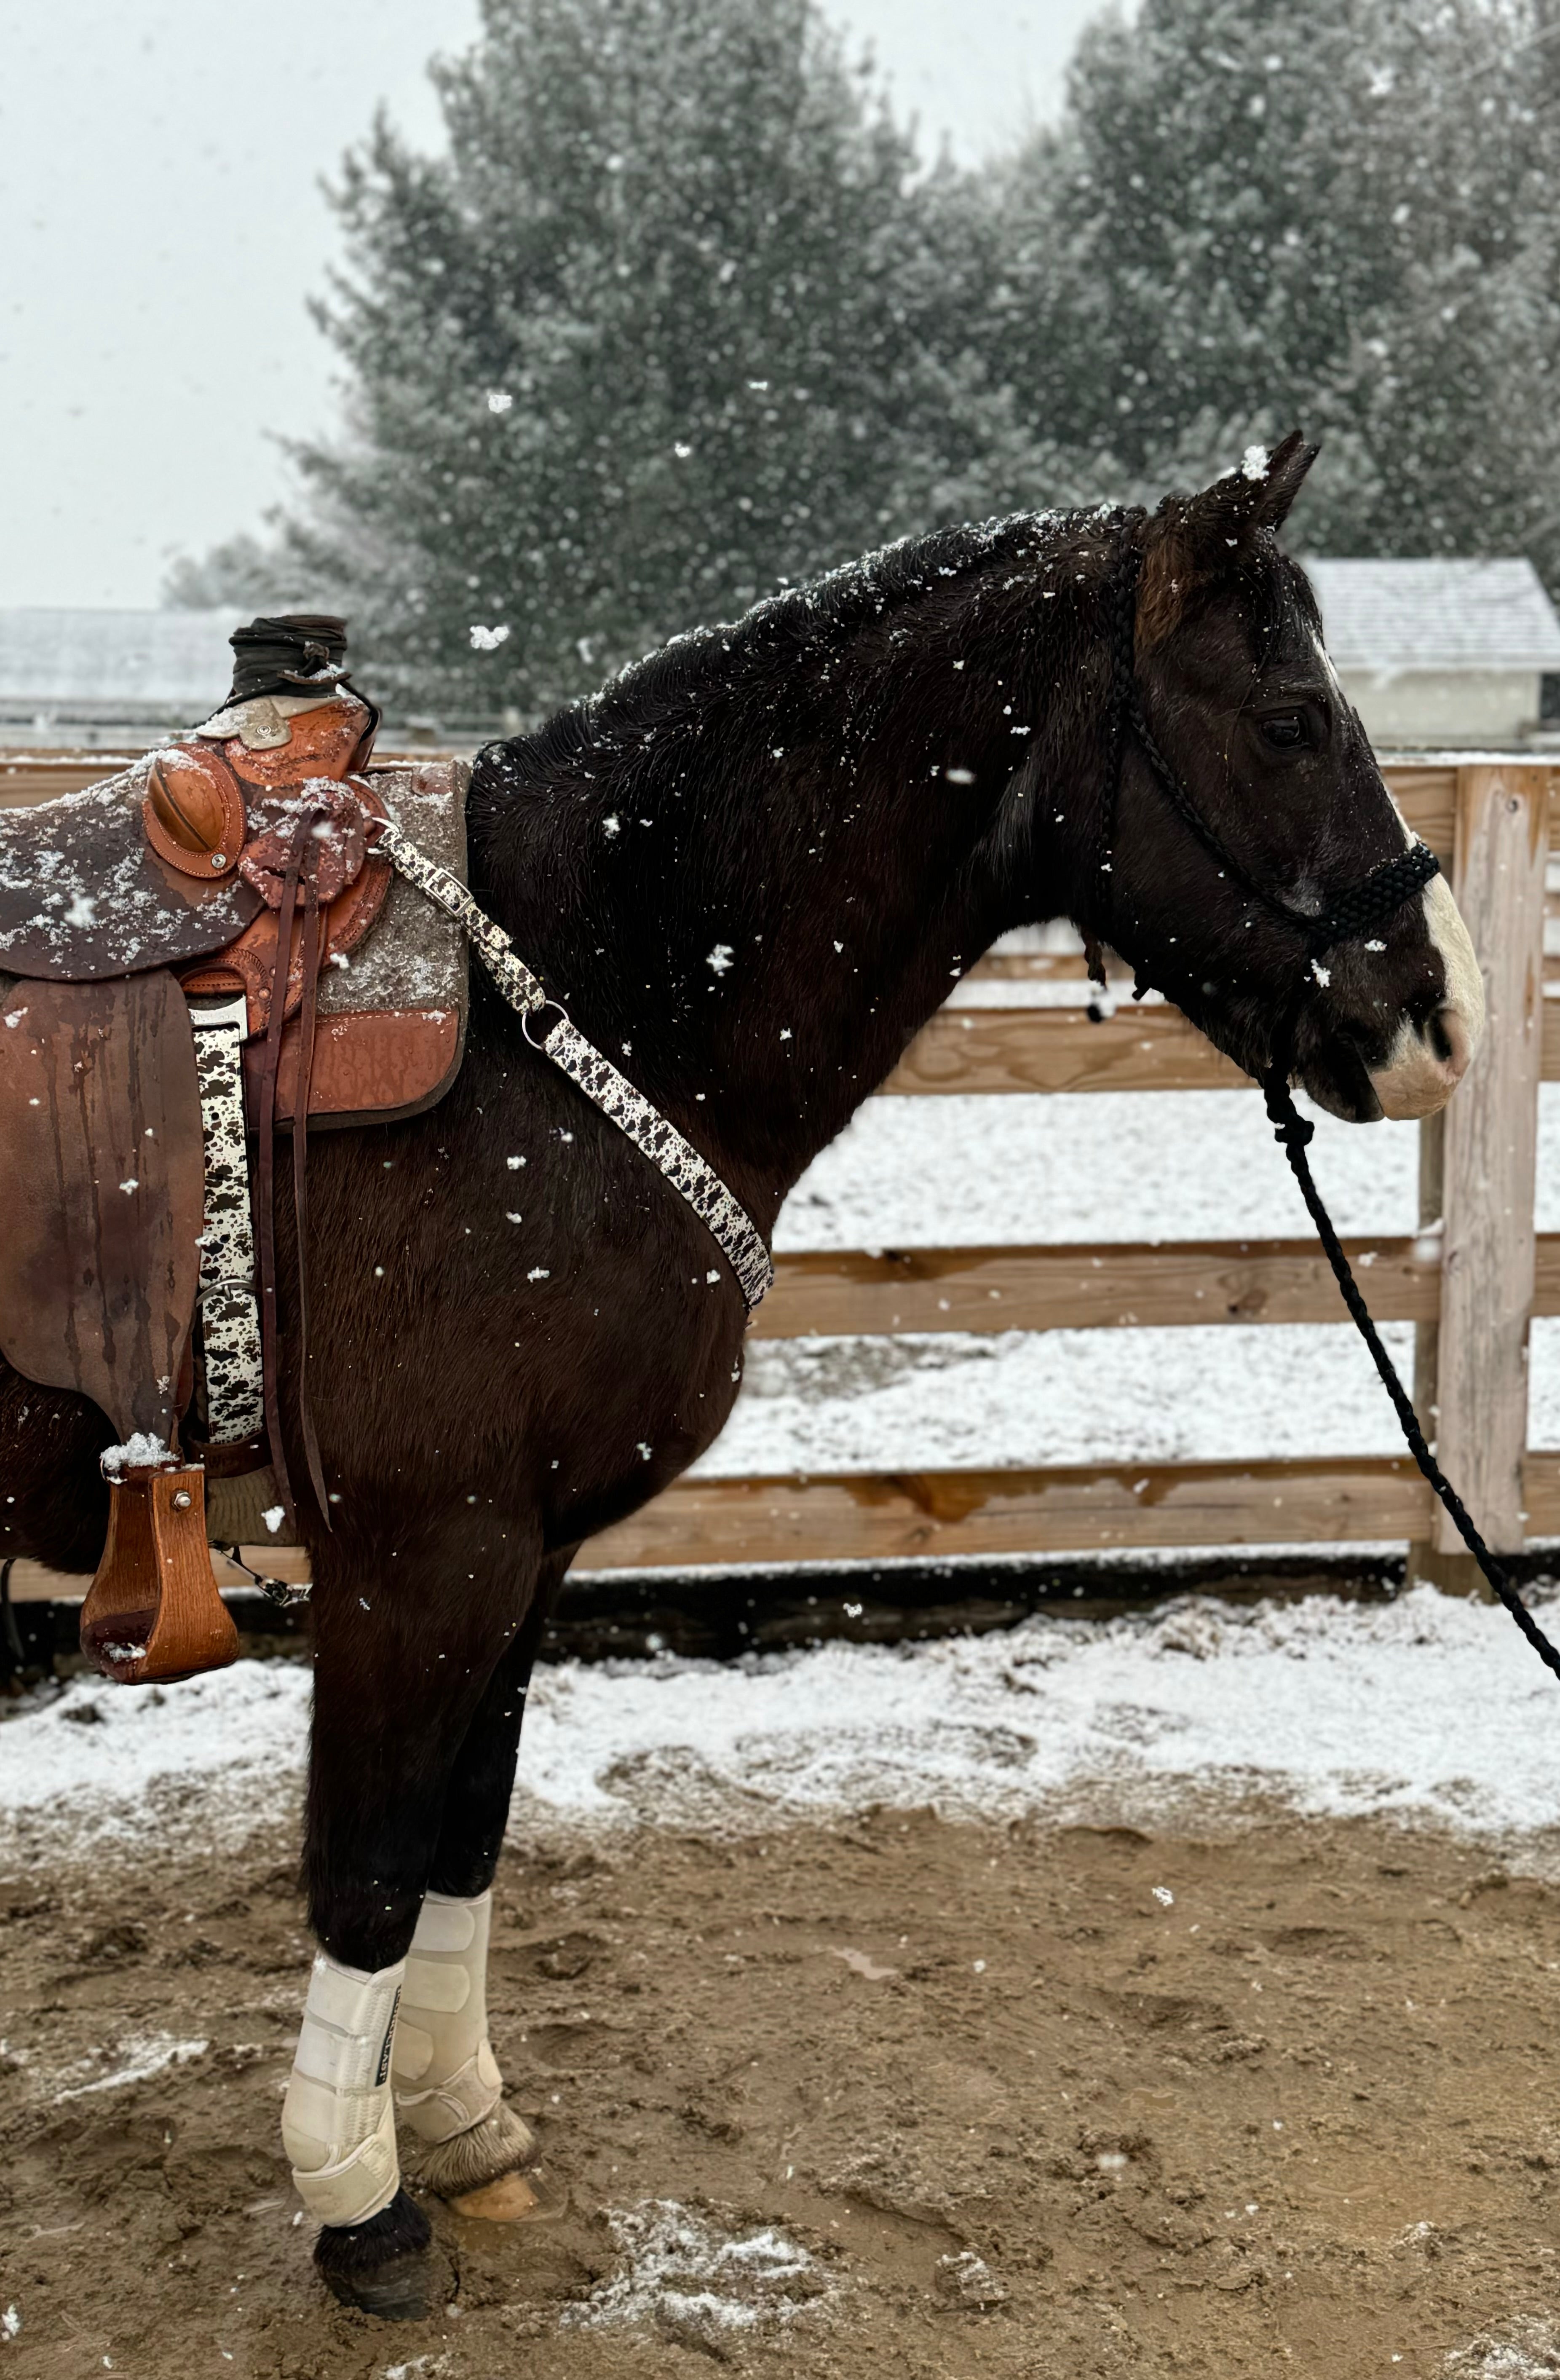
[5,749,1555,1587]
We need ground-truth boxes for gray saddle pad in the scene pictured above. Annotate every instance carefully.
[0,761,262,980]
[332,758,470,1018]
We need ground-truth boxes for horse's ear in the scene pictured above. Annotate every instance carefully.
[1183,429,1319,548]
[1244,429,1319,532]
[1137,431,1319,650]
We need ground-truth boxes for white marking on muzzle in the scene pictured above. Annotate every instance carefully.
[1367,872,1485,1121]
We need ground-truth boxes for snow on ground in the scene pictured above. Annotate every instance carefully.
[708,1085,1560,1477]
[7,1587,1560,1864]
[49,2033,210,2101]
[0,1660,309,1856]
[1444,2322,1560,2377]
[712,1319,1422,1474]
[774,1085,1424,1254]
[561,2201,825,2346]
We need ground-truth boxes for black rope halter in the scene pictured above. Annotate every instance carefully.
[1094,531,1560,1685]
[1096,541,1442,957]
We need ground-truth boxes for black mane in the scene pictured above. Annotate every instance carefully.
[473,504,1095,809]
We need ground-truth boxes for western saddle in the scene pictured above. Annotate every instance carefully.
[0,616,469,1686]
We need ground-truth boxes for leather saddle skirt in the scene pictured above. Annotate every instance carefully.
[0,762,265,978]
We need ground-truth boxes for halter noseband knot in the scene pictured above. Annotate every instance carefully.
[1304,839,1441,954]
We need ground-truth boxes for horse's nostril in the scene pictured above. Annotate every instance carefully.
[1426,1005,1469,1079]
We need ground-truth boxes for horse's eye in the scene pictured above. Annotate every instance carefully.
[1259,710,1311,751]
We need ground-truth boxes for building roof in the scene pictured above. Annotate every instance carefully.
[0,608,243,715]
[1303,558,1560,674]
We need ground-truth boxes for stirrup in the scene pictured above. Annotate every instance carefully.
[79,1458,239,1684]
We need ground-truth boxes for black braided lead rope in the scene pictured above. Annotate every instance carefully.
[1262,1067,1560,1683]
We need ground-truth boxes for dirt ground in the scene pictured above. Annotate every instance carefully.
[5,1800,1560,2378]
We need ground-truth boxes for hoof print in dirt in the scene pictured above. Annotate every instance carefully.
[935,2248,1006,2310]
[314,2189,437,2321]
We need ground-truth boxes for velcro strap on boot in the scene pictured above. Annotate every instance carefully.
[392,1890,503,2145]
[282,1952,404,2225]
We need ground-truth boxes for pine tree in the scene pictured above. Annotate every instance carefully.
[973,0,1560,571]
[176,0,1560,686]
[262,0,961,719]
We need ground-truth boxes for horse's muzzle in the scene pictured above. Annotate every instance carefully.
[1365,874,1485,1121]
[1368,1002,1475,1120]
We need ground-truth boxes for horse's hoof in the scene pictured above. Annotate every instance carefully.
[313,2186,436,2319]
[450,2162,565,2223]
[321,2249,432,2321]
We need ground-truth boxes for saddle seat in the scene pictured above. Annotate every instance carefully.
[0,627,471,1684]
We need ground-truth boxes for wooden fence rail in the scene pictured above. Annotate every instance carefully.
[4,750,1553,1593]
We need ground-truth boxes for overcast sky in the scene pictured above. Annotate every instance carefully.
[0,0,1113,611]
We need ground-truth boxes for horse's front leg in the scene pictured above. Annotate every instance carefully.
[391,1567,567,2215]
[282,1520,542,2320]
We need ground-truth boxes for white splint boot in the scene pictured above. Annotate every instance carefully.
[281,1952,405,2226]
[391,1888,503,2146]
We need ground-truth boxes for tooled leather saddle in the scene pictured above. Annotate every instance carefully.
[0,616,469,1685]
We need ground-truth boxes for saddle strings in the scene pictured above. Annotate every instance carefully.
[291,834,331,1524]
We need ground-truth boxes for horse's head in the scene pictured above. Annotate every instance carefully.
[1101,432,1482,1122]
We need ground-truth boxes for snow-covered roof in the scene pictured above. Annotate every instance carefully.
[0,608,242,708]
[1303,558,1560,674]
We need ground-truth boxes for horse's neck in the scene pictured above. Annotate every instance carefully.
[499,532,1106,1224]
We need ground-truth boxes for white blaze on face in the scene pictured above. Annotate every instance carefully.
[1311,628,1345,699]
[1300,638,1482,1119]
[1367,869,1485,1121]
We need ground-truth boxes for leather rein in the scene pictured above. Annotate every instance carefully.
[1092,536,1560,1684]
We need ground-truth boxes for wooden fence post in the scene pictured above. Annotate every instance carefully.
[1427,764,1548,1576]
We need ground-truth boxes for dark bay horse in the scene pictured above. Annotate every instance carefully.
[0,435,1481,2316]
